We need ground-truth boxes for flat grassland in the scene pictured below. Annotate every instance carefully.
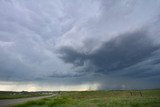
[12,89,160,107]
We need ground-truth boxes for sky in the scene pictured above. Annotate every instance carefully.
[0,0,160,91]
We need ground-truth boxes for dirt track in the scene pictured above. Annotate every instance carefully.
[0,95,54,107]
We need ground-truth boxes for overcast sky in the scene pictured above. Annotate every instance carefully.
[0,0,160,91]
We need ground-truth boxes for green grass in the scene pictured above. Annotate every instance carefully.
[13,89,160,107]
[0,91,52,99]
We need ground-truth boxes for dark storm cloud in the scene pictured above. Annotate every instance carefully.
[90,31,159,73]
[58,30,160,77]
[118,52,160,78]
[58,46,87,66]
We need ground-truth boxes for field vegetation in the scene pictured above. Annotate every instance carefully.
[12,89,160,107]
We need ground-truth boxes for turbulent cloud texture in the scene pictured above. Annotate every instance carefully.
[0,0,160,90]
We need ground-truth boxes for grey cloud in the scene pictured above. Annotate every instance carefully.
[0,50,34,81]
[0,0,160,90]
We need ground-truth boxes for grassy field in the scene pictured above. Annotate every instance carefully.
[0,91,53,99]
[12,89,160,107]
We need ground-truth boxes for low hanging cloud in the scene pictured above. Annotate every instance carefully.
[58,30,160,76]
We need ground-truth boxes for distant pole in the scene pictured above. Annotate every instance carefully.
[140,91,142,96]
[130,92,132,96]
